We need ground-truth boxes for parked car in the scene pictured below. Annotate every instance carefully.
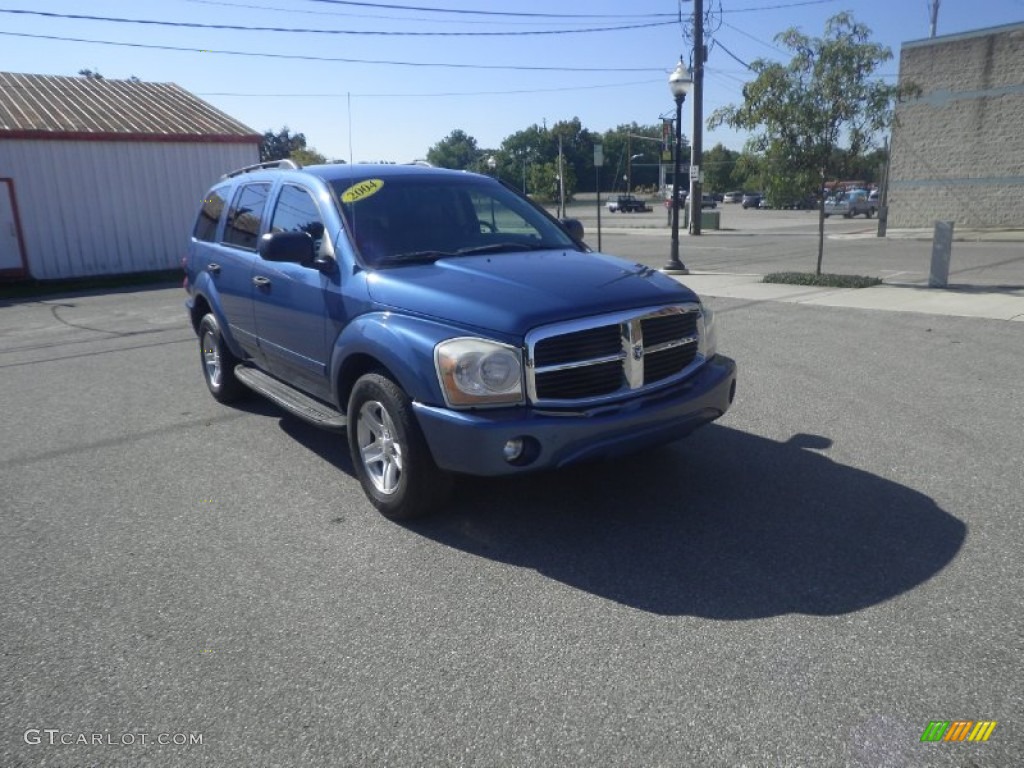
[824,188,877,218]
[723,191,743,203]
[185,161,736,520]
[741,192,763,209]
[663,189,688,209]
[607,193,650,213]
[664,192,716,210]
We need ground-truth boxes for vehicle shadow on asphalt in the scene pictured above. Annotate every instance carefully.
[403,424,966,619]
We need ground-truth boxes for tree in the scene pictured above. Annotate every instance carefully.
[527,161,576,204]
[261,127,308,162]
[709,12,916,274]
[702,144,742,193]
[601,123,675,194]
[289,147,327,166]
[426,129,479,170]
[78,69,104,80]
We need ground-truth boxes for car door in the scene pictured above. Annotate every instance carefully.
[251,183,332,399]
[207,182,273,360]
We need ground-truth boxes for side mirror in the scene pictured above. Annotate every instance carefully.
[561,218,584,241]
[258,231,315,264]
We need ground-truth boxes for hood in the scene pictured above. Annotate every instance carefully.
[365,249,699,337]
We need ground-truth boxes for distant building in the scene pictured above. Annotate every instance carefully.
[0,72,260,279]
[888,22,1024,229]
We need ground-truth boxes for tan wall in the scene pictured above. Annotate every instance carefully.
[888,24,1024,229]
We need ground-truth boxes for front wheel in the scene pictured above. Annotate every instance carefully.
[198,313,246,403]
[347,373,452,520]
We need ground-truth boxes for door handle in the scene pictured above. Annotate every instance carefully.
[206,263,221,274]
[252,276,271,288]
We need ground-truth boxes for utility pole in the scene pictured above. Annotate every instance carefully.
[689,0,705,235]
[929,0,940,37]
[557,134,565,218]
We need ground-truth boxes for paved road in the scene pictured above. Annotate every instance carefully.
[1,284,1022,766]
[572,202,1024,289]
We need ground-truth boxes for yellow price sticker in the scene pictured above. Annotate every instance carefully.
[340,178,384,204]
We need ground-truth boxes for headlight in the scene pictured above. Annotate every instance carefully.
[435,338,523,407]
[699,302,717,359]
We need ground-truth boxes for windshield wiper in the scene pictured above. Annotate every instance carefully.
[381,250,457,264]
[454,242,554,256]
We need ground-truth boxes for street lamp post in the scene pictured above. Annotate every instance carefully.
[663,59,693,274]
[627,152,644,194]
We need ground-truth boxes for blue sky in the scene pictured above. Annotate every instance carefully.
[1,0,1022,162]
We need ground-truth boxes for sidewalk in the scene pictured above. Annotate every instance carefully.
[674,272,1024,322]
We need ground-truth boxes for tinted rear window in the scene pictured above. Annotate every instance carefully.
[193,186,228,242]
[224,183,271,251]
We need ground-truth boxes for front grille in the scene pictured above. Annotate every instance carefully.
[527,304,702,405]
[534,325,620,366]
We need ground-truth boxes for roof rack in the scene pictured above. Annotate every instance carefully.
[221,159,300,179]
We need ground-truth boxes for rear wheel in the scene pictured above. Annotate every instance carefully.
[198,313,245,403]
[347,373,452,520]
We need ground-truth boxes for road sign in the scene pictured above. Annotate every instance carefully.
[689,165,700,181]
[594,145,604,167]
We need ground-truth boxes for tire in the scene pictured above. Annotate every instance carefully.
[347,373,452,520]
[865,208,873,219]
[198,313,246,403]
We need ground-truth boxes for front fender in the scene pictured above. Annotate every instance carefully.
[331,313,483,407]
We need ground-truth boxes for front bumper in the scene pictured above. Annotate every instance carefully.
[414,355,737,476]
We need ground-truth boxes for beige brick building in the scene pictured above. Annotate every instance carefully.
[888,22,1024,229]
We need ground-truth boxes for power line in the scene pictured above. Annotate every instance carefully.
[0,8,677,36]
[301,0,680,18]
[180,0,675,23]
[713,40,752,70]
[721,0,841,11]
[0,30,666,72]
[198,78,664,98]
[179,0,642,26]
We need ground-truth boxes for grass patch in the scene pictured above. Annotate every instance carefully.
[0,270,182,300]
[763,272,882,289]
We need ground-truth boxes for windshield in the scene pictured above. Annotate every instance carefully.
[331,174,578,267]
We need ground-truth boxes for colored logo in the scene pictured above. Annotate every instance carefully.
[920,720,997,742]
[340,178,384,204]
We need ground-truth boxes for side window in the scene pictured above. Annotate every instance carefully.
[193,185,228,242]
[223,183,271,251]
[268,185,326,256]
[467,190,534,235]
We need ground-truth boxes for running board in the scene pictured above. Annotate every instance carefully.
[234,366,347,431]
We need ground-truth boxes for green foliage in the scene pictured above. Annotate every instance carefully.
[261,127,308,162]
[77,69,104,80]
[528,161,577,203]
[289,147,327,166]
[702,144,741,193]
[425,129,480,170]
[708,12,915,273]
[763,272,882,288]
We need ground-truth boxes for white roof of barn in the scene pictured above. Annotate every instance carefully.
[0,71,259,143]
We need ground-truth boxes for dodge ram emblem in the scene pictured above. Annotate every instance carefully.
[632,342,644,360]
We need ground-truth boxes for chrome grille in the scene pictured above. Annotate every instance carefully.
[526,304,703,405]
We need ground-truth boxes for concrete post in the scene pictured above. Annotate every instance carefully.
[929,221,954,288]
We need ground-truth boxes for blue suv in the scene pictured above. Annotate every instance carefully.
[185,161,736,519]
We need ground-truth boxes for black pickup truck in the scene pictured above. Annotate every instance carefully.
[607,194,651,213]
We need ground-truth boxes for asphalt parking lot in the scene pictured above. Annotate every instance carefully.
[1,237,1022,765]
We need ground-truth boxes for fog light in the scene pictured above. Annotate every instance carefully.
[503,438,525,462]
